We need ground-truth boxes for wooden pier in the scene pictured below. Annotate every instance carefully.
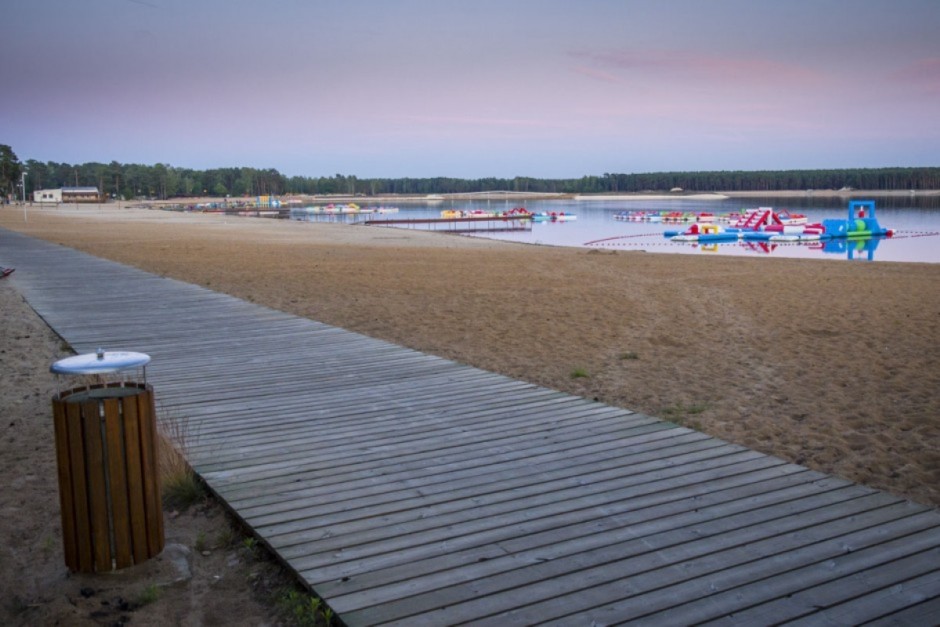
[2,226,938,625]
[362,215,533,233]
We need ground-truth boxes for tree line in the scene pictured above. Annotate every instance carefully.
[3,145,938,200]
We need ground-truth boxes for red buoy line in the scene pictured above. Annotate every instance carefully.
[583,233,665,246]
[885,230,940,239]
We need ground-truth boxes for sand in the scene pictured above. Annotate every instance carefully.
[1,201,938,623]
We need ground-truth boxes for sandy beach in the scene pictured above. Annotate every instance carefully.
[1,201,938,623]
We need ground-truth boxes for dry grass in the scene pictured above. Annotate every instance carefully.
[157,405,206,510]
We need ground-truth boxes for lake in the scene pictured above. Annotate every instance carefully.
[296,195,940,263]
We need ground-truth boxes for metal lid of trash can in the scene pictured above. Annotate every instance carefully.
[51,349,151,375]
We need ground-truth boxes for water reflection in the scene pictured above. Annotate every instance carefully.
[819,237,883,261]
[288,197,940,263]
[644,236,889,260]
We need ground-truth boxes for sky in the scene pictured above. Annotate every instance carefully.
[2,0,939,179]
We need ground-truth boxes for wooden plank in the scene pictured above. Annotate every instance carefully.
[701,549,940,626]
[136,388,163,556]
[862,593,940,627]
[233,425,699,518]
[168,380,554,443]
[52,397,80,571]
[121,393,150,563]
[192,398,631,477]
[168,377,561,440]
[147,360,468,406]
[617,517,940,627]
[213,417,665,509]
[283,452,782,573]
[214,419,674,519]
[247,435,732,540]
[195,404,637,489]
[81,397,112,572]
[358,493,918,625]
[103,397,133,569]
[65,399,94,572]
[319,466,832,610]
[212,412,662,506]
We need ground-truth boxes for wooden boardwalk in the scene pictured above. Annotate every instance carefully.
[3,227,939,625]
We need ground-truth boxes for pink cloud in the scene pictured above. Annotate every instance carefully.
[399,114,560,129]
[571,65,628,85]
[890,57,940,94]
[570,47,823,88]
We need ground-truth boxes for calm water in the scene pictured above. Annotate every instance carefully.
[298,196,940,263]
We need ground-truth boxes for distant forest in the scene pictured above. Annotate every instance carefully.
[15,157,940,200]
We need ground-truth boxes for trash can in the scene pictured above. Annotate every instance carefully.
[50,349,164,573]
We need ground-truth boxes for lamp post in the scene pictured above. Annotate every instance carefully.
[21,170,28,222]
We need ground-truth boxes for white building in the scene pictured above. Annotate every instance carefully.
[33,187,101,203]
[34,188,62,202]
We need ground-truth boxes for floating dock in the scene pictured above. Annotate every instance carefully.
[361,215,533,233]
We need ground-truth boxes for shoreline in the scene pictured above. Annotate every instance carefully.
[13,188,934,209]
[722,189,940,198]
[574,193,729,201]
[578,189,940,201]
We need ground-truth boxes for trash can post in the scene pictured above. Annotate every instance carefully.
[50,350,165,573]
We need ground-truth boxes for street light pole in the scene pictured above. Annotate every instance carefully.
[21,170,28,222]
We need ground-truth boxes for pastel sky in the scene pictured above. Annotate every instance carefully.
[2,0,939,178]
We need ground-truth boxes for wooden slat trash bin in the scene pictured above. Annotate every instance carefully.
[50,350,164,573]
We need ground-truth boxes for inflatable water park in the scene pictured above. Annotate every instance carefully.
[532,211,577,222]
[291,203,400,215]
[662,200,893,244]
[614,210,721,223]
[439,207,577,222]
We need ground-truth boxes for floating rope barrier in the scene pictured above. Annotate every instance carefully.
[583,233,665,246]
[886,230,940,239]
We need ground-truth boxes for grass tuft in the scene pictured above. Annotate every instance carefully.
[158,407,205,510]
[194,531,208,553]
[661,401,711,430]
[137,583,161,606]
[216,525,238,549]
[242,536,261,560]
[276,587,335,626]
[162,468,206,510]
